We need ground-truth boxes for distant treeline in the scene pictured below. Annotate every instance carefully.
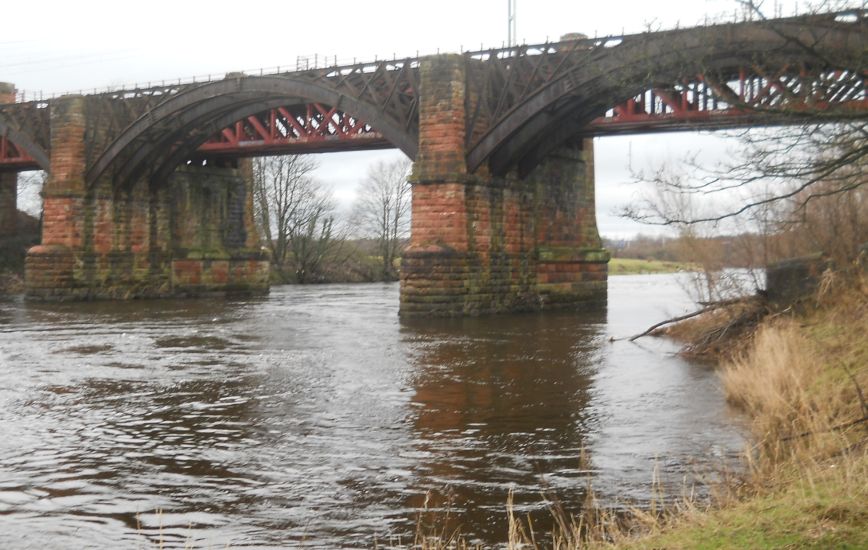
[605,234,763,267]
[270,237,408,285]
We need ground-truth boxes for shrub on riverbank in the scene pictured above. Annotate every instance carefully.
[608,257,697,275]
[487,272,867,549]
[594,274,868,549]
[0,221,39,294]
[268,238,402,284]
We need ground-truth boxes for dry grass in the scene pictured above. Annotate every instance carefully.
[723,323,826,445]
[498,274,868,549]
[660,296,768,359]
[723,277,867,456]
[607,275,868,548]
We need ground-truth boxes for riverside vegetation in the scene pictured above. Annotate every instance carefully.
[595,269,868,549]
[405,266,867,550]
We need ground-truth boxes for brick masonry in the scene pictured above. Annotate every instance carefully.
[25,95,268,299]
[22,58,607,313]
[0,84,23,239]
[400,55,609,316]
[0,172,16,236]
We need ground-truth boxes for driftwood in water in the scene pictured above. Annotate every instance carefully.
[622,297,755,343]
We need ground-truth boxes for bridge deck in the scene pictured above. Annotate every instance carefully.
[0,9,864,172]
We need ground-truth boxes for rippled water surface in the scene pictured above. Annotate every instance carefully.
[0,276,743,548]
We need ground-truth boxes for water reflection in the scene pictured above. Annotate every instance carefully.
[0,277,743,548]
[403,309,606,541]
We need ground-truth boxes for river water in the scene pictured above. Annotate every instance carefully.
[0,274,744,548]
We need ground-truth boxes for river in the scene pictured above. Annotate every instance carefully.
[0,274,744,548]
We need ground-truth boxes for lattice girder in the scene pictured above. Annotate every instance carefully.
[0,101,50,170]
[87,60,420,188]
[465,10,866,175]
[197,103,390,157]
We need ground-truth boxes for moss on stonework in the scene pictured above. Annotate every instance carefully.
[537,246,611,263]
[179,249,232,261]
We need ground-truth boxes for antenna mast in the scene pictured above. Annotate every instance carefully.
[508,0,517,47]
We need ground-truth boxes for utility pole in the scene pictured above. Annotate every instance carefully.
[508,0,517,48]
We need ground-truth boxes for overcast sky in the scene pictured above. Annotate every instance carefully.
[2,0,815,237]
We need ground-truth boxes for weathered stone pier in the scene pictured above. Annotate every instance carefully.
[0,11,863,314]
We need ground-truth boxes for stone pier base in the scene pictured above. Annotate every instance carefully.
[398,54,607,316]
[25,115,269,301]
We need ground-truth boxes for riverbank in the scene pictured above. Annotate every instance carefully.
[602,275,868,548]
[608,257,696,275]
[0,235,34,295]
[491,273,867,549]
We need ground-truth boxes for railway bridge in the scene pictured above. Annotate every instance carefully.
[0,10,865,315]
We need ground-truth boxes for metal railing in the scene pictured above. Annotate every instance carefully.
[8,7,862,104]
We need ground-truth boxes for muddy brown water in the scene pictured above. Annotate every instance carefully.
[0,275,743,548]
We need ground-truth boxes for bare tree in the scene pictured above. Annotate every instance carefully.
[286,190,340,283]
[625,123,866,228]
[624,0,866,266]
[352,158,412,280]
[16,170,45,219]
[252,155,340,283]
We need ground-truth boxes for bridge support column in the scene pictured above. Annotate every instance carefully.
[400,56,608,316]
[0,172,15,236]
[530,139,609,308]
[25,96,268,300]
[401,55,498,315]
[26,96,86,297]
[1,84,21,238]
[165,161,269,297]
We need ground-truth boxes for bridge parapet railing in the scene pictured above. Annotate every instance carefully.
[11,53,424,104]
[9,8,862,104]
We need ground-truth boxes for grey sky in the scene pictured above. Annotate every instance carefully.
[2,0,809,237]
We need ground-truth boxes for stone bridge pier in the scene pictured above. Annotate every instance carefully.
[0,172,15,237]
[25,96,269,300]
[0,83,17,237]
[400,56,609,316]
[4,11,862,313]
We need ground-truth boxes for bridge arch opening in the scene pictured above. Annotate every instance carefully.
[466,14,865,176]
[29,71,421,300]
[88,75,418,190]
[0,121,50,173]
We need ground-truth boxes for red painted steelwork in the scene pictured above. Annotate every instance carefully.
[589,69,867,135]
[194,70,865,158]
[197,103,391,157]
[2,69,863,168]
[0,136,38,170]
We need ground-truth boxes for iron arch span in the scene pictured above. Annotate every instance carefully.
[87,75,419,189]
[467,11,866,175]
[0,116,49,171]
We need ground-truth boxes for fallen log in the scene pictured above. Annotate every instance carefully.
[616,296,758,343]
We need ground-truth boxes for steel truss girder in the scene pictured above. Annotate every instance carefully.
[0,10,864,179]
[88,60,420,188]
[466,9,867,175]
[588,68,868,135]
[0,136,39,171]
[196,103,390,157]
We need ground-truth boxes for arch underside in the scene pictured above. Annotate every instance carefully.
[88,76,419,189]
[0,115,50,171]
[196,103,392,158]
[470,14,866,176]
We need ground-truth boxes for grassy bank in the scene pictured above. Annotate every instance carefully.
[597,276,868,549]
[608,257,697,275]
[481,274,867,549]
